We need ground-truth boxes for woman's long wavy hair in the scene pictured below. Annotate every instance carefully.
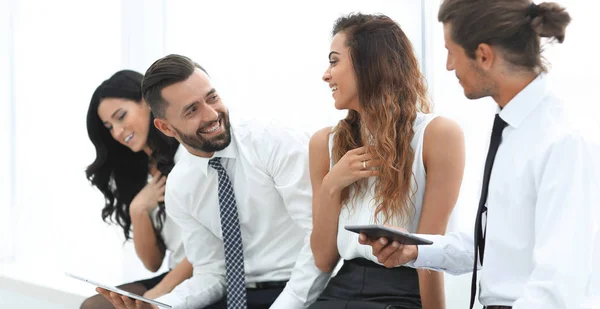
[85,70,179,242]
[331,13,431,225]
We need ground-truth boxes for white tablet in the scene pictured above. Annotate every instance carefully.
[65,272,172,308]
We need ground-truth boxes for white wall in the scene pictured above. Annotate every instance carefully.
[544,0,600,119]
[7,0,133,295]
[163,0,424,133]
[0,0,16,262]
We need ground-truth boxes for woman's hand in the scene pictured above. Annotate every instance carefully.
[130,172,166,216]
[142,285,168,300]
[323,146,381,193]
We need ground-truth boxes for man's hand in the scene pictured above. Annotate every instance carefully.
[96,288,158,309]
[358,229,419,268]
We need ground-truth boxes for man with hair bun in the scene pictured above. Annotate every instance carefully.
[362,1,600,308]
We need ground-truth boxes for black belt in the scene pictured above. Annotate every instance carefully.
[246,281,287,289]
[485,306,512,309]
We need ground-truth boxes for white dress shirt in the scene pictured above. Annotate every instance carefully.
[156,120,328,309]
[413,74,600,308]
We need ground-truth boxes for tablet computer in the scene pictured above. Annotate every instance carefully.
[65,272,172,308]
[345,224,433,245]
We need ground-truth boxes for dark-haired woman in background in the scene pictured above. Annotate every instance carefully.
[80,70,191,309]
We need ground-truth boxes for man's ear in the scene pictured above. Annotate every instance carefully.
[475,43,495,71]
[154,118,176,138]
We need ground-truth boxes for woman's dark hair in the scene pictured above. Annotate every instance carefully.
[85,70,179,242]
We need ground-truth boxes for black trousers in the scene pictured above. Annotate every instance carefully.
[204,286,284,309]
[309,258,422,309]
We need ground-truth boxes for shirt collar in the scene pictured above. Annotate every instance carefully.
[187,129,239,176]
[499,74,548,128]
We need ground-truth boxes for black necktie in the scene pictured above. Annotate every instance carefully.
[470,114,508,309]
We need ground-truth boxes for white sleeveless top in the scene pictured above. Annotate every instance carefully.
[330,113,438,265]
[148,145,186,270]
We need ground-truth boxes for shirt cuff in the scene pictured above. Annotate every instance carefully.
[413,234,446,270]
[270,287,305,309]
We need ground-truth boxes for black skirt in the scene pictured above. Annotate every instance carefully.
[309,258,422,309]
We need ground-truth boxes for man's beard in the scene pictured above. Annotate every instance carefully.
[174,112,232,153]
[464,62,495,100]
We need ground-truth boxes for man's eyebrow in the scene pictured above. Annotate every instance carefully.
[205,88,216,98]
[182,101,198,116]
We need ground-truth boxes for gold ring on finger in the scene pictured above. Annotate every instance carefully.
[362,160,367,169]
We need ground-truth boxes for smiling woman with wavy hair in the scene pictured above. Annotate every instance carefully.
[331,13,431,226]
[309,13,465,309]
